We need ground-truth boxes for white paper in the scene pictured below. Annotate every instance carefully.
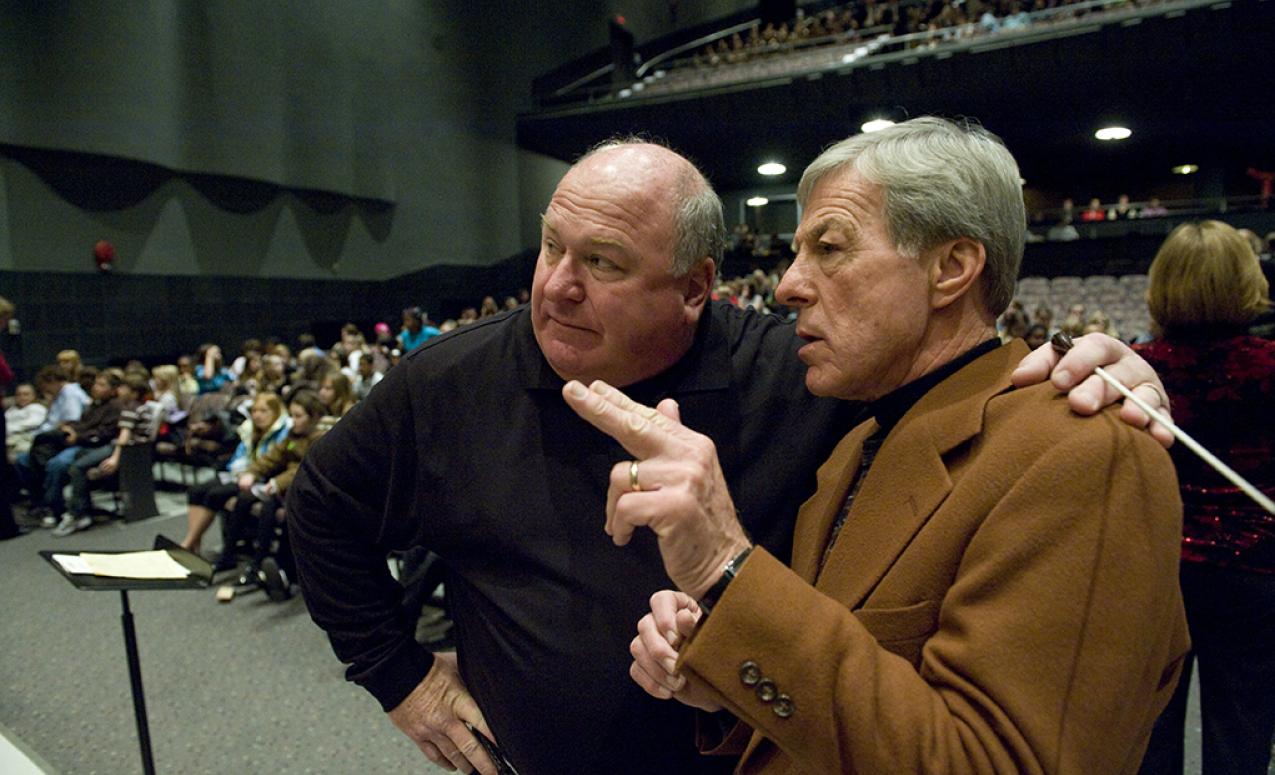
[51,553,93,575]
[79,550,192,579]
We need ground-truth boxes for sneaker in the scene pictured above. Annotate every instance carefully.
[52,514,92,537]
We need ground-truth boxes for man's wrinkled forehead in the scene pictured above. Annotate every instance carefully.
[541,212,626,250]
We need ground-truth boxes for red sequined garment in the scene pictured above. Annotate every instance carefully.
[1136,334,1275,574]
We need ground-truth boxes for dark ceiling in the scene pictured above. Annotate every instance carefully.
[518,1,1272,201]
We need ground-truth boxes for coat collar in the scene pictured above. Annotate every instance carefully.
[791,341,1027,607]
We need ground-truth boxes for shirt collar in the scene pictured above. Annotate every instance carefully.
[868,338,1002,433]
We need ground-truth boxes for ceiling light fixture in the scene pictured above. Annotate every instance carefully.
[746,196,769,207]
[1094,126,1132,141]
[861,119,895,133]
[757,162,786,176]
[1171,164,1199,175]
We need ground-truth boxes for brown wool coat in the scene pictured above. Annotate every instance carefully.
[680,341,1190,775]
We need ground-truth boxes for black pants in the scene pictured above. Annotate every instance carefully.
[1139,563,1275,775]
[0,409,17,539]
[187,479,239,512]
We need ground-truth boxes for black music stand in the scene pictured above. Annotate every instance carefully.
[41,536,212,775]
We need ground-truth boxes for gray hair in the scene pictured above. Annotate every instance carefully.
[579,138,726,277]
[797,117,1026,315]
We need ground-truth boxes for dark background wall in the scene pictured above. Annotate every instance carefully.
[0,0,729,281]
[0,0,751,380]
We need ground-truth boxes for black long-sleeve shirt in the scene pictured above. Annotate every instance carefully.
[288,302,861,775]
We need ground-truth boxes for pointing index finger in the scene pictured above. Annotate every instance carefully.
[562,380,678,459]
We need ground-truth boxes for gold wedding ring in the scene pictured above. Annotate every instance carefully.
[629,460,642,492]
[1132,381,1171,412]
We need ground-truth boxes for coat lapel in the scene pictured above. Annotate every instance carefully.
[811,342,1026,608]
[790,419,879,582]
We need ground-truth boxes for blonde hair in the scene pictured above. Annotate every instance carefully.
[246,392,285,453]
[152,364,181,396]
[57,349,82,380]
[1147,220,1271,335]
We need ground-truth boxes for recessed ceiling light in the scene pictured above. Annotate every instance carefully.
[1094,126,1132,141]
[746,196,769,207]
[861,119,895,133]
[757,162,786,176]
[1171,164,1199,175]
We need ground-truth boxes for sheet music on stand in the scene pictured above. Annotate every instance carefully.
[51,550,192,580]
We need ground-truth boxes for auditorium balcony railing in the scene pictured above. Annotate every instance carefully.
[1029,195,1273,243]
[535,0,1227,111]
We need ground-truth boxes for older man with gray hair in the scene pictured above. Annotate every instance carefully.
[567,117,1189,774]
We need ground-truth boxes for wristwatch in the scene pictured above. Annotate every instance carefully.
[698,545,753,616]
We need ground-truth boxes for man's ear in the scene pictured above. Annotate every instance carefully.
[683,258,716,322]
[930,238,985,311]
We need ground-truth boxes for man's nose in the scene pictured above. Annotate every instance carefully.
[543,254,586,303]
[775,256,811,308]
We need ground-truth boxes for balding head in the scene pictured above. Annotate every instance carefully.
[531,140,719,387]
[572,140,725,276]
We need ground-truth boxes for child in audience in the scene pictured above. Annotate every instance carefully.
[21,371,121,527]
[56,350,82,383]
[224,389,328,593]
[194,343,234,394]
[179,392,289,557]
[318,372,357,417]
[150,365,182,417]
[58,374,162,535]
[6,383,46,463]
[176,355,200,398]
[352,352,382,400]
[259,354,288,396]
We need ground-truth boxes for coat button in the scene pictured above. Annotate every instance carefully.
[739,661,761,686]
[755,678,777,703]
[773,693,794,719]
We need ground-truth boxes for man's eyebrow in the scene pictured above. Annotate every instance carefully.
[540,214,556,233]
[589,235,625,249]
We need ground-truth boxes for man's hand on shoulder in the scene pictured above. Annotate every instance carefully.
[1011,332,1174,448]
[387,652,499,774]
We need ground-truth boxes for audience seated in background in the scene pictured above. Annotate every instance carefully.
[319,372,356,418]
[56,350,82,384]
[1024,323,1049,349]
[352,352,383,401]
[397,307,439,353]
[5,383,46,463]
[1134,220,1275,774]
[222,389,328,595]
[1084,310,1119,339]
[1111,193,1137,220]
[179,392,289,557]
[175,355,200,398]
[150,364,182,417]
[59,374,163,536]
[17,371,121,525]
[230,339,262,379]
[1080,197,1106,222]
[194,343,234,394]
[30,366,89,437]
